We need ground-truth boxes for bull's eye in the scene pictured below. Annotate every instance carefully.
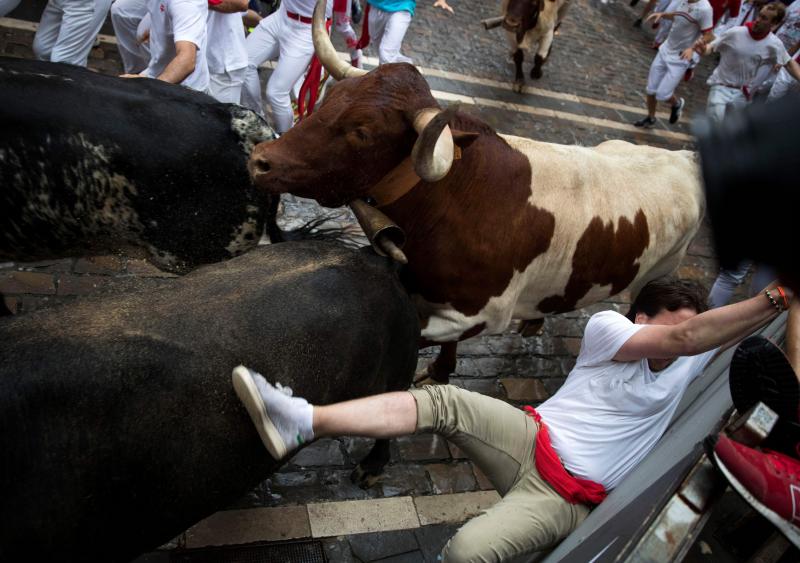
[347,127,371,145]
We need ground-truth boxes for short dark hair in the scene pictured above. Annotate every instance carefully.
[625,278,709,322]
[761,2,786,25]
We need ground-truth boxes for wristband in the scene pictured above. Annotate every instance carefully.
[765,288,784,312]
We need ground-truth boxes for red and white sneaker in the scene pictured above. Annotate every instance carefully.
[712,433,800,548]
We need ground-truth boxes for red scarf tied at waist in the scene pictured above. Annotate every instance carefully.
[524,406,607,505]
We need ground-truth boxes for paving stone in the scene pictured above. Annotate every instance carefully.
[308,497,420,537]
[374,551,426,563]
[425,462,478,495]
[499,378,550,402]
[414,524,461,563]
[414,491,501,526]
[184,506,310,548]
[446,441,467,460]
[395,434,451,462]
[347,529,420,561]
[319,469,382,502]
[471,463,495,491]
[322,537,358,563]
[289,438,346,468]
[381,464,432,498]
[265,470,321,506]
[343,436,380,466]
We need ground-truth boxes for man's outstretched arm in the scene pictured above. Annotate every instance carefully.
[615,284,792,361]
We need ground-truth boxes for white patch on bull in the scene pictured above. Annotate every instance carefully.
[2,135,145,250]
[418,136,704,343]
[145,244,181,271]
[225,211,262,257]
[228,106,276,156]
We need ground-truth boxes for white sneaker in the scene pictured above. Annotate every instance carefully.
[232,365,313,460]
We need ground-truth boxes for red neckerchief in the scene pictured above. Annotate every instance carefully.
[524,407,608,505]
[745,21,770,40]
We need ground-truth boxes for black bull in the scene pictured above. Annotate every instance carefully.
[0,56,280,274]
[0,242,420,562]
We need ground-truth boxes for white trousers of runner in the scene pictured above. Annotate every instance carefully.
[110,0,150,74]
[645,50,690,101]
[368,7,412,65]
[241,6,315,133]
[210,67,247,103]
[33,0,114,67]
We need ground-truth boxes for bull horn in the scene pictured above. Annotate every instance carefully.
[313,0,368,81]
[349,199,408,264]
[410,106,458,183]
[481,16,505,30]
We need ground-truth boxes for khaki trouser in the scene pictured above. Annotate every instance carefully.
[409,385,590,563]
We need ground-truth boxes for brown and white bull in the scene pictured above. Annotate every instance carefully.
[499,0,571,90]
[248,0,705,383]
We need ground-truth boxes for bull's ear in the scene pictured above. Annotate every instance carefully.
[452,130,479,149]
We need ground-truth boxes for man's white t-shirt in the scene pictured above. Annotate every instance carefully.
[536,311,717,491]
[206,10,247,75]
[662,0,713,56]
[707,27,791,88]
[144,0,210,92]
[283,0,334,18]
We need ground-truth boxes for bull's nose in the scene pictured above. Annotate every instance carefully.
[248,155,271,179]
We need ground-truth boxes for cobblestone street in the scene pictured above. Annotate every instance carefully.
[0,1,735,561]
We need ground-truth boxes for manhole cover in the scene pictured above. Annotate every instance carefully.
[170,540,325,563]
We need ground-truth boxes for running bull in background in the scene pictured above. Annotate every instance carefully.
[0,242,419,562]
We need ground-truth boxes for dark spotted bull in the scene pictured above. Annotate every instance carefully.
[246,0,705,384]
[500,0,571,90]
[0,56,280,274]
[0,241,419,562]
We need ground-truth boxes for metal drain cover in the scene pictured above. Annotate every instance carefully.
[170,540,325,563]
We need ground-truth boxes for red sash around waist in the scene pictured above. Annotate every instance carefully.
[524,406,608,505]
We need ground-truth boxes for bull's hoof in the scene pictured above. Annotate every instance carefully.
[530,66,543,79]
[350,464,383,489]
[512,80,525,93]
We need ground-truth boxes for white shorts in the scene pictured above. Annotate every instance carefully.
[706,84,748,124]
[645,50,690,101]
